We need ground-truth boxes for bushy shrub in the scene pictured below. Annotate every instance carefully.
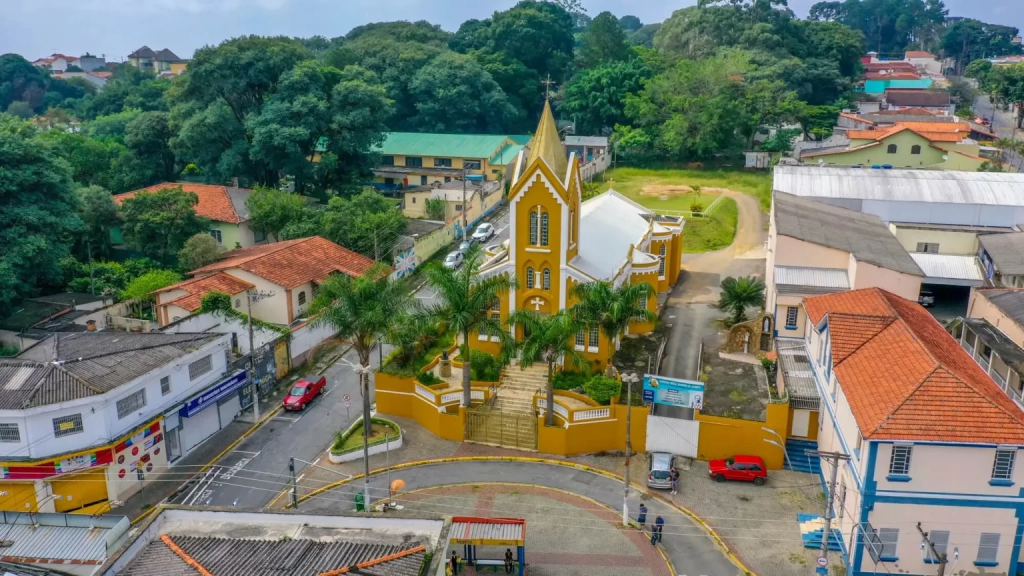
[584,375,622,405]
[469,350,502,382]
[553,371,588,391]
[416,371,444,385]
[689,202,704,214]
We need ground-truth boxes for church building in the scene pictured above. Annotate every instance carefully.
[473,101,684,370]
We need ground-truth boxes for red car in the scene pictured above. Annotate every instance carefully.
[282,376,326,411]
[708,455,768,485]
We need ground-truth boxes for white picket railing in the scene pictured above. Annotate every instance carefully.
[471,390,485,400]
[573,407,611,422]
[440,392,462,404]
[536,398,570,421]
[415,385,435,402]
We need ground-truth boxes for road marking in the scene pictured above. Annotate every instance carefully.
[322,387,335,397]
[273,415,299,422]
[219,457,252,482]
[233,450,260,455]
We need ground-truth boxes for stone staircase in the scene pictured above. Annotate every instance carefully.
[493,364,548,414]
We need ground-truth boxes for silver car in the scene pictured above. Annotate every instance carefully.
[647,452,674,489]
[442,251,464,270]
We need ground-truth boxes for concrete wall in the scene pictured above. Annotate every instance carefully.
[888,224,979,256]
[213,269,289,325]
[968,290,1024,346]
[160,311,279,354]
[848,258,922,301]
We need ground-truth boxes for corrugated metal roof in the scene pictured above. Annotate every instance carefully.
[909,253,984,282]
[776,339,819,404]
[449,519,526,543]
[774,166,1024,207]
[979,233,1024,275]
[0,523,110,562]
[378,133,530,160]
[774,266,850,292]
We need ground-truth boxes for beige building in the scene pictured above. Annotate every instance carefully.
[950,289,1024,407]
[403,180,502,226]
[766,192,924,339]
[153,236,378,327]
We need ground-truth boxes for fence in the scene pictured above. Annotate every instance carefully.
[652,193,728,219]
[580,153,611,182]
[465,410,537,450]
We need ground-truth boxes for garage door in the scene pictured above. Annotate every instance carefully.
[0,483,37,512]
[646,415,699,458]
[51,468,108,512]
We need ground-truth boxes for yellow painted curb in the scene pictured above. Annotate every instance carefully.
[290,456,753,575]
[129,404,282,525]
[370,482,676,576]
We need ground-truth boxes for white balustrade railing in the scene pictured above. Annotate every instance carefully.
[440,392,462,404]
[471,390,485,400]
[573,407,611,422]
[415,384,435,402]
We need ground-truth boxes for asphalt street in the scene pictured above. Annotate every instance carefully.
[298,460,743,576]
[974,93,1023,169]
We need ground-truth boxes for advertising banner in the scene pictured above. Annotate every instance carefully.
[642,375,704,410]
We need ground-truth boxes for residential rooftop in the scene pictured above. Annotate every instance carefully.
[774,266,850,295]
[0,511,128,570]
[979,233,1024,276]
[0,332,222,409]
[773,192,923,276]
[114,183,252,224]
[156,272,256,312]
[377,132,531,163]
[804,288,1024,443]
[884,89,951,107]
[977,289,1024,327]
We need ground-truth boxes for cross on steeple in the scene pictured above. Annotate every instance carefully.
[542,75,556,100]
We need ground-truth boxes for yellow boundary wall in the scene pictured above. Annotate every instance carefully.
[695,401,791,470]
[290,456,754,576]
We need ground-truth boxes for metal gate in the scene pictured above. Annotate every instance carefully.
[465,410,537,451]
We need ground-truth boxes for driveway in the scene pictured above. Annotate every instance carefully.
[296,460,745,576]
[660,191,767,379]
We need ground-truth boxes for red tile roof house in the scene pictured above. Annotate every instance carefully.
[112,183,266,249]
[152,236,379,328]
[795,287,1024,576]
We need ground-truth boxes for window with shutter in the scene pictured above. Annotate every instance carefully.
[526,267,535,289]
[992,449,1015,480]
[588,326,599,348]
[543,268,550,290]
[529,211,538,245]
[540,213,549,246]
[927,530,949,562]
[877,528,899,559]
[889,445,912,476]
[977,533,999,563]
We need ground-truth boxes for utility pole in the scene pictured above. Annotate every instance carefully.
[462,167,469,242]
[246,290,260,421]
[621,372,639,526]
[917,522,947,576]
[289,457,298,508]
[806,450,850,575]
[360,364,372,511]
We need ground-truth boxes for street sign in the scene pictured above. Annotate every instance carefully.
[344,400,351,408]
[817,557,828,567]
[816,565,828,575]
[343,394,350,402]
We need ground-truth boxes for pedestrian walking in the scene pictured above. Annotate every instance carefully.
[669,468,680,495]
[450,551,459,575]
[650,515,665,546]
[504,549,514,573]
[637,502,648,526]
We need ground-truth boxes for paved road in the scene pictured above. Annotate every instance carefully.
[170,344,387,509]
[298,460,743,576]
[660,192,767,379]
[974,93,1023,169]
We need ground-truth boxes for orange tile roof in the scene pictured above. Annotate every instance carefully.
[157,272,254,312]
[846,127,898,140]
[804,288,1024,444]
[895,121,971,133]
[905,51,935,59]
[864,72,922,80]
[873,107,937,116]
[114,183,246,224]
[846,124,968,143]
[190,236,381,289]
[839,112,874,125]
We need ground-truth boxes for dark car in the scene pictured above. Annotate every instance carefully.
[282,376,326,411]
[708,455,768,485]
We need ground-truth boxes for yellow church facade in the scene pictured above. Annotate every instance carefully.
[472,102,684,371]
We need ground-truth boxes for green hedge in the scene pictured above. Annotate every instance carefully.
[553,371,588,391]
[469,350,503,382]
[331,417,401,455]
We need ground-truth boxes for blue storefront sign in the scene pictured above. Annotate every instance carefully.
[180,370,248,418]
[642,374,704,410]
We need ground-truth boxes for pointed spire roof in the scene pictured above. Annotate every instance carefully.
[526,100,568,181]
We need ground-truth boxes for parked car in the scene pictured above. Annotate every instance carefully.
[282,376,326,411]
[443,251,464,270]
[458,241,473,254]
[708,455,768,485]
[918,289,935,307]
[647,452,674,489]
[472,223,495,242]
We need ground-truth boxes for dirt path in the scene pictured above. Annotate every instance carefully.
[660,190,767,379]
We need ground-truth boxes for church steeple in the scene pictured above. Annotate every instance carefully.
[526,99,568,181]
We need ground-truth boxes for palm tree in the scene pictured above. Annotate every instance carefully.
[308,263,412,506]
[716,276,765,326]
[424,245,516,407]
[507,309,588,427]
[569,280,657,357]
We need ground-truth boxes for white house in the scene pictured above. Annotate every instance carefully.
[0,331,238,514]
[904,50,942,76]
[802,287,1024,576]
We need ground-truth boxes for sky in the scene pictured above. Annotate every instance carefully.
[1,0,1021,62]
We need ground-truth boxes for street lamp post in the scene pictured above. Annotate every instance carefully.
[621,372,640,526]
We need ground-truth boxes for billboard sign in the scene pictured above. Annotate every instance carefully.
[642,375,704,410]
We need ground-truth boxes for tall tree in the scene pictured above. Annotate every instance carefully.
[990,64,1024,128]
[716,276,765,325]
[245,186,313,242]
[507,309,587,427]
[119,186,210,264]
[407,52,521,133]
[319,189,406,258]
[569,281,657,350]
[562,58,652,135]
[943,19,1022,74]
[0,116,81,314]
[74,185,119,261]
[178,233,222,271]
[619,15,643,32]
[578,11,631,68]
[308,263,412,505]
[424,246,516,407]
[124,111,177,183]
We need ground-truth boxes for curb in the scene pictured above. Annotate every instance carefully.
[288,456,754,575]
[129,403,283,525]
[370,482,677,576]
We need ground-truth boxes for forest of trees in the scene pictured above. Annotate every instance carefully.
[1,0,1023,317]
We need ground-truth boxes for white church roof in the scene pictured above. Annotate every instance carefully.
[573,190,652,280]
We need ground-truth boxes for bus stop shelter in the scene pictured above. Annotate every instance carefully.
[449,516,526,575]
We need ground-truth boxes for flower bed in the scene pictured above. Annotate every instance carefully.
[329,417,402,463]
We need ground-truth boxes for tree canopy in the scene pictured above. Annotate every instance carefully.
[118,186,210,264]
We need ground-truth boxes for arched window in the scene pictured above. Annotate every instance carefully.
[569,209,575,244]
[540,212,549,246]
[526,267,535,289]
[911,145,921,155]
[658,244,667,277]
[298,291,306,305]
[542,268,551,290]
[529,211,538,245]
[887,144,898,154]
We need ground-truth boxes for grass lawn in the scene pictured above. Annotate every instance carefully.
[336,422,399,453]
[683,197,739,253]
[595,167,772,212]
